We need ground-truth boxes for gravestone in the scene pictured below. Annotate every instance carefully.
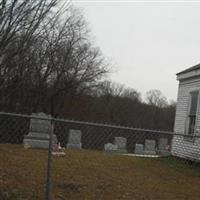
[144,139,156,155]
[67,129,82,149]
[23,113,57,149]
[104,143,118,152]
[135,144,144,154]
[114,137,127,153]
[157,138,171,156]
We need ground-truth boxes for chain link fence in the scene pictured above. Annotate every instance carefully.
[0,112,200,200]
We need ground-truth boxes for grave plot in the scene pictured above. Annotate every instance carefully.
[1,144,200,200]
[1,112,200,200]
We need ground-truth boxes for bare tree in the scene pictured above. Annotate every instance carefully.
[97,81,141,101]
[0,0,60,110]
[145,89,168,108]
[98,81,125,97]
[121,88,141,102]
[0,3,109,115]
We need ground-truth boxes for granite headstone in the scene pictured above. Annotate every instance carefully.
[67,129,82,149]
[114,137,127,153]
[23,113,57,149]
[144,139,156,155]
[104,143,118,152]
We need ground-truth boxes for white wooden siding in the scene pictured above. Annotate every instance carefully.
[172,76,200,161]
[172,136,200,161]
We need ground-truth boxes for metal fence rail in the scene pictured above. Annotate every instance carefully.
[0,112,200,200]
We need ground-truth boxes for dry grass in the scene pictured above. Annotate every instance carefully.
[0,144,200,200]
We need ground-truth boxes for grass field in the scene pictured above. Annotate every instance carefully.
[0,144,200,200]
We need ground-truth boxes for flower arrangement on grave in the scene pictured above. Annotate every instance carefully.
[52,142,65,156]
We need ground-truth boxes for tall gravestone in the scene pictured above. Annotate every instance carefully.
[114,137,127,153]
[144,139,156,155]
[67,129,82,149]
[23,113,57,149]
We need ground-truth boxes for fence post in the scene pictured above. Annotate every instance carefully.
[45,117,54,200]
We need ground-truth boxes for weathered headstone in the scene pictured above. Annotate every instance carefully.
[135,144,144,154]
[144,139,156,155]
[23,113,57,149]
[104,143,118,152]
[114,137,127,153]
[157,138,171,156]
[67,129,82,149]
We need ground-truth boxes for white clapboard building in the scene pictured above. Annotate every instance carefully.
[172,64,200,161]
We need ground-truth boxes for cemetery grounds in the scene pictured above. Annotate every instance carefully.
[0,144,200,200]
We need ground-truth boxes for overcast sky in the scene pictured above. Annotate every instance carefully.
[73,0,200,101]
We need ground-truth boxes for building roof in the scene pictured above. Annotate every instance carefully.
[177,63,200,75]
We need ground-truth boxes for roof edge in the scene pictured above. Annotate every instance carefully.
[177,63,200,76]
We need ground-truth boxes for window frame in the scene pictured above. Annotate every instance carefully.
[185,90,199,136]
